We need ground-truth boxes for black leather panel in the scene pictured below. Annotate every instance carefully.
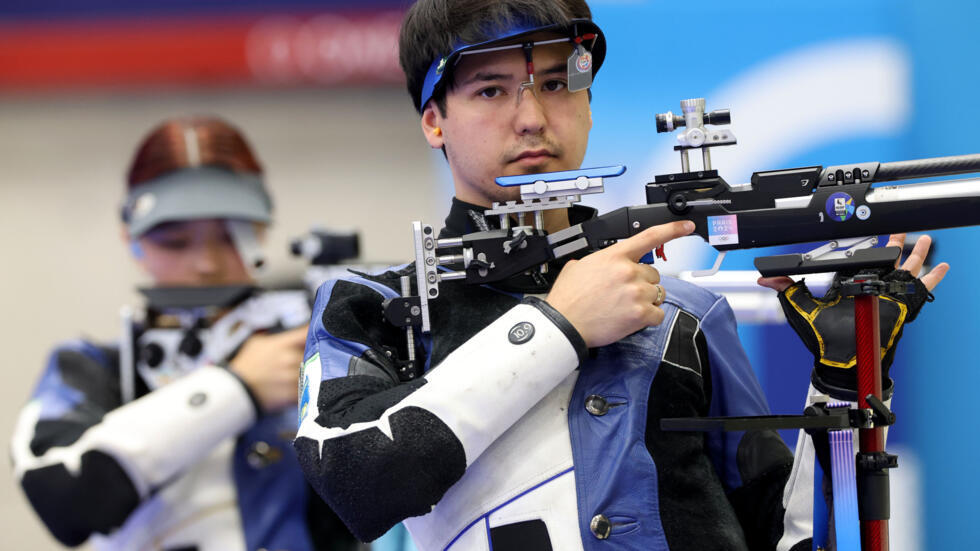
[296,406,466,542]
[20,450,140,546]
[314,375,426,430]
[490,519,553,551]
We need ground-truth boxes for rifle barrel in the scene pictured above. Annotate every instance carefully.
[875,153,980,182]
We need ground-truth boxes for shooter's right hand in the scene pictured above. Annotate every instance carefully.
[228,326,308,414]
[545,221,695,348]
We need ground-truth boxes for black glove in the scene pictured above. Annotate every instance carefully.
[778,269,933,401]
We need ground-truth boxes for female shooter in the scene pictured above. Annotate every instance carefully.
[11,116,356,551]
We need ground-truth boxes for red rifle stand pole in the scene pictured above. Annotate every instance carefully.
[854,289,888,551]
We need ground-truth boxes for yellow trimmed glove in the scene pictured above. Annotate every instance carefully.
[778,269,932,400]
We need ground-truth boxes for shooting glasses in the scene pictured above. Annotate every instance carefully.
[416,18,606,113]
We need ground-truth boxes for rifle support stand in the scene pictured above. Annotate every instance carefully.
[845,273,898,551]
[661,267,902,551]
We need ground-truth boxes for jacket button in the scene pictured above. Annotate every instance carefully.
[585,395,610,416]
[247,441,283,469]
[590,514,612,539]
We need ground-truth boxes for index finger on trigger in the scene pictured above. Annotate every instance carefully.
[612,220,696,262]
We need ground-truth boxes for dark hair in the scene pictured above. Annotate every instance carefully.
[127,116,263,189]
[398,0,593,115]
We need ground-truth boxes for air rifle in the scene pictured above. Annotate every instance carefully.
[383,97,980,347]
[118,226,362,403]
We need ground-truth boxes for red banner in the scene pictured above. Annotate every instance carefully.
[0,11,405,90]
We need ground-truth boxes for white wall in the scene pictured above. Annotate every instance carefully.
[0,86,443,549]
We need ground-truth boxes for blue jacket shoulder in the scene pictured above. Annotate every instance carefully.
[659,275,725,320]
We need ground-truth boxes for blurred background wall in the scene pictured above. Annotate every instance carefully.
[1,0,977,549]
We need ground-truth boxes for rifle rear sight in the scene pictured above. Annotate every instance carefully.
[655,98,735,173]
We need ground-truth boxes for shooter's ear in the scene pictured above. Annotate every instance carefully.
[421,103,445,149]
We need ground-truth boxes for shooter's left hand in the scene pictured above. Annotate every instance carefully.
[757,234,949,400]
